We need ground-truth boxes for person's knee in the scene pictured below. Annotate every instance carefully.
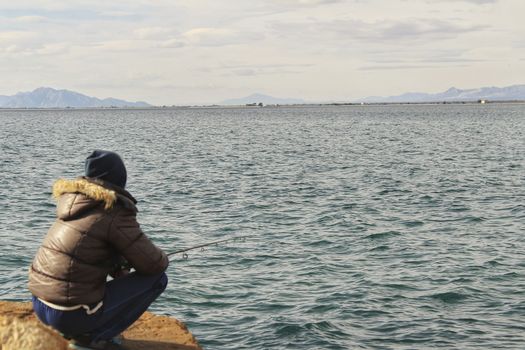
[156,272,168,292]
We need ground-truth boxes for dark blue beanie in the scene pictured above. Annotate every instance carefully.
[85,150,127,188]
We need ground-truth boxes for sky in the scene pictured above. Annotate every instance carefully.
[0,0,524,105]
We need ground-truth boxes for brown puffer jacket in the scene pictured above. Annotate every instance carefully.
[28,177,169,306]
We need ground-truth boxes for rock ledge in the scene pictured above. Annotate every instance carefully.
[0,301,201,350]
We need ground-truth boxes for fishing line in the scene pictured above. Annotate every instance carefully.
[167,236,246,260]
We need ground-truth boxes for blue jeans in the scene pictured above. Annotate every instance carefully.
[32,272,168,342]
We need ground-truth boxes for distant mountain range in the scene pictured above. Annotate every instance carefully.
[221,85,525,106]
[221,93,305,105]
[3,85,523,108]
[359,85,525,103]
[0,87,151,108]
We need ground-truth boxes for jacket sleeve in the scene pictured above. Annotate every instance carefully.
[108,208,169,275]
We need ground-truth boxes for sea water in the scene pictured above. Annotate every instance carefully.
[0,104,524,349]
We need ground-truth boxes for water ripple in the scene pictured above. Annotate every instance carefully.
[1,105,525,349]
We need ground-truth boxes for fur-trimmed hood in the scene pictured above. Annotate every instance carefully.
[52,178,136,219]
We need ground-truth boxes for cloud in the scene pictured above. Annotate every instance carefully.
[92,39,146,51]
[424,56,486,64]
[359,64,468,71]
[275,0,345,5]
[98,10,142,18]
[431,0,497,3]
[232,68,257,76]
[180,27,263,47]
[35,43,69,55]
[379,19,487,41]
[0,7,144,22]
[219,63,314,76]
[11,15,46,22]
[270,0,346,7]
[131,26,263,48]
[183,28,235,46]
[0,31,40,53]
[158,39,185,48]
[134,26,174,40]
[271,17,488,45]
[0,30,37,43]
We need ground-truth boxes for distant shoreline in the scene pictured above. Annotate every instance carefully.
[0,99,524,111]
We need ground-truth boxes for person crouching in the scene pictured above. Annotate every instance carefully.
[28,150,169,349]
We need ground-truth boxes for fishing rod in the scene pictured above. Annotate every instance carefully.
[167,236,245,260]
[116,235,245,271]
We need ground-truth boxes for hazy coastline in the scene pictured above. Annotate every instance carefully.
[1,99,524,111]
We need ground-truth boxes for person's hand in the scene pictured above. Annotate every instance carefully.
[111,268,130,279]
